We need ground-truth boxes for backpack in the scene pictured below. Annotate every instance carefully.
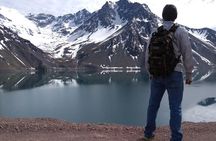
[148,24,180,77]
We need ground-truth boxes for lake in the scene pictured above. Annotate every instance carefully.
[0,70,216,126]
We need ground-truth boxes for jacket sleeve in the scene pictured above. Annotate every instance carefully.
[179,28,194,80]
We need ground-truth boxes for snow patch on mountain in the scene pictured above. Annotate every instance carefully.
[68,23,125,44]
[135,17,149,23]
[0,27,4,33]
[63,22,78,33]
[192,50,213,66]
[33,26,67,53]
[14,76,26,87]
[0,44,3,50]
[11,52,26,66]
[189,30,208,42]
[53,43,80,59]
[199,70,213,81]
[89,25,121,42]
[0,40,6,49]
[69,24,125,44]
[0,6,40,39]
[68,30,90,44]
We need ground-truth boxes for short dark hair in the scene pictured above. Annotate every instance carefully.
[162,4,177,21]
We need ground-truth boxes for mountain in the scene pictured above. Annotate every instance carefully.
[25,8,93,59]
[0,0,216,82]
[186,27,216,80]
[0,6,63,54]
[54,0,160,70]
[0,6,81,60]
[69,0,216,73]
[0,24,54,71]
[27,9,92,35]
[68,0,158,43]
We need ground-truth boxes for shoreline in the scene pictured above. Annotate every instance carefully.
[0,117,216,141]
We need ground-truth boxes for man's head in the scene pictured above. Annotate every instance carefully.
[162,4,177,21]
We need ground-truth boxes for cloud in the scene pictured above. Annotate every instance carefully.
[0,0,216,28]
[0,0,109,15]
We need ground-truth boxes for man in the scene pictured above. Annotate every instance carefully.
[144,4,194,141]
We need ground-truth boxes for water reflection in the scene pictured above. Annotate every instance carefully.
[0,71,150,91]
[0,68,216,91]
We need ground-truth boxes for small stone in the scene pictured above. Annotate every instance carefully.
[15,126,20,132]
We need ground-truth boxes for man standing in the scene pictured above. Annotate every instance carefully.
[144,4,194,141]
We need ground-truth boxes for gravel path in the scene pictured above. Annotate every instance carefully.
[0,118,216,141]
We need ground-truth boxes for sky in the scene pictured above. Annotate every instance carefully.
[0,0,216,29]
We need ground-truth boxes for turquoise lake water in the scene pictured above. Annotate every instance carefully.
[0,71,215,126]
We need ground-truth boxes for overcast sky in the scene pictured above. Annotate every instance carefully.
[0,0,215,29]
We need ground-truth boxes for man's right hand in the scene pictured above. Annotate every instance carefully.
[185,79,192,85]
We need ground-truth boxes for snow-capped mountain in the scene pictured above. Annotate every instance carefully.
[26,0,159,60]
[0,24,54,71]
[0,6,70,56]
[0,0,216,81]
[68,0,158,44]
[27,9,91,35]
[72,0,160,70]
[25,9,93,59]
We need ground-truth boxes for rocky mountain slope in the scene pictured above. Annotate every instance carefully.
[0,25,55,71]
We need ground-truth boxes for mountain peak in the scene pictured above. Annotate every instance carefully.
[27,13,55,27]
[73,9,92,25]
[0,13,9,21]
[102,1,117,11]
[117,0,131,6]
[118,0,130,3]
[75,9,90,16]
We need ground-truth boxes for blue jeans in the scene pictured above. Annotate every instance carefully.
[144,71,184,141]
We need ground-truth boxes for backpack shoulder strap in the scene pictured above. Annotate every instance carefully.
[169,24,181,61]
[169,24,179,33]
[157,25,164,32]
[155,25,165,34]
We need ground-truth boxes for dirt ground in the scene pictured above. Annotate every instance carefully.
[0,117,216,141]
